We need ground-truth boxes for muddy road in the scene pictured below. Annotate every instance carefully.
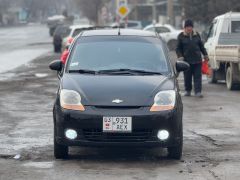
[0,51,239,180]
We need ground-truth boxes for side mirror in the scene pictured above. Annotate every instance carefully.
[176,61,189,72]
[49,60,62,71]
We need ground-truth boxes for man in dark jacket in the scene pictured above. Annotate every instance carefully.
[176,19,209,98]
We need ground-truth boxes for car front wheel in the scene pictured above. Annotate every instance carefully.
[168,143,182,160]
[54,125,68,159]
[208,69,218,84]
[167,121,183,160]
[226,65,240,90]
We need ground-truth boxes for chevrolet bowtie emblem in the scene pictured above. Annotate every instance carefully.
[112,99,123,104]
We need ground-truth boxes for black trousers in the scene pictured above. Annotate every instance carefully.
[184,63,202,93]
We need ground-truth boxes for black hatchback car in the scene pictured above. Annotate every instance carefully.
[49,29,189,159]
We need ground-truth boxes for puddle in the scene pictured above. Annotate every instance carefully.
[0,49,50,73]
[25,84,43,88]
[23,161,54,169]
[35,73,48,78]
[0,73,16,81]
[28,42,51,46]
[25,63,37,68]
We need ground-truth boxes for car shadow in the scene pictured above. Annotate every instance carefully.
[67,147,173,163]
[19,146,182,166]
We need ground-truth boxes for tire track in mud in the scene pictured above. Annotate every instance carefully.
[189,130,222,147]
[186,130,227,180]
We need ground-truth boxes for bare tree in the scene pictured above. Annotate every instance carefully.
[74,0,109,24]
[0,0,10,24]
[0,0,9,16]
[181,0,240,24]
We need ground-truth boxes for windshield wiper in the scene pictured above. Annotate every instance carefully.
[69,69,97,75]
[69,69,163,75]
[98,69,163,75]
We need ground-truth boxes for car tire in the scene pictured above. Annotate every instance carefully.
[226,65,240,90]
[54,125,68,159]
[168,139,182,160]
[208,69,218,84]
[168,121,183,160]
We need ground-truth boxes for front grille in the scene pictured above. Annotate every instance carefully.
[94,106,141,110]
[82,129,156,142]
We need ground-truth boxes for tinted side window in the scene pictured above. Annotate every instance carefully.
[147,27,170,33]
[208,21,217,38]
[146,27,155,32]
[208,25,214,38]
[128,22,138,27]
[232,21,240,33]
[157,27,170,33]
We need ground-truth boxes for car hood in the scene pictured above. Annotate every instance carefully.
[61,74,175,106]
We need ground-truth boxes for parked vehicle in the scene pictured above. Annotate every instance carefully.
[62,25,94,51]
[49,29,189,160]
[47,15,66,36]
[205,12,240,90]
[110,20,143,29]
[144,24,182,50]
[53,25,70,53]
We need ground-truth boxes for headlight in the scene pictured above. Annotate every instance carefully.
[150,90,176,112]
[60,89,85,111]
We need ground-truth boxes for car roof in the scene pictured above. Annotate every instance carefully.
[215,12,240,20]
[81,29,157,37]
[70,24,93,30]
[145,23,164,28]
[144,24,176,30]
[111,20,141,25]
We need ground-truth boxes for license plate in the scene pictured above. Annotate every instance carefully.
[103,117,132,132]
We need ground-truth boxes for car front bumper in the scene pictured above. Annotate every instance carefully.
[54,104,182,148]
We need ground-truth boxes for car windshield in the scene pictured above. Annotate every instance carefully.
[67,36,170,75]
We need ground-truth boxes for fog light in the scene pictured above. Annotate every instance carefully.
[65,129,77,140]
[157,130,169,140]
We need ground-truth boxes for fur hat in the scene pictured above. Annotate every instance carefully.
[184,19,194,28]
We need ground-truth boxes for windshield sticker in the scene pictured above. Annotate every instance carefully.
[70,62,79,67]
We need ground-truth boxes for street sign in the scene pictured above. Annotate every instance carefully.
[116,6,129,19]
[116,0,129,19]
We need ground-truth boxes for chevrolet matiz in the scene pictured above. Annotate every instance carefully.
[49,29,189,160]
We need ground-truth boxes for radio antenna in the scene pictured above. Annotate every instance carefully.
[116,15,121,35]
[118,26,121,36]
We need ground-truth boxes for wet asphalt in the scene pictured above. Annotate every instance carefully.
[0,26,240,180]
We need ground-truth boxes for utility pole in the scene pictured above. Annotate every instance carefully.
[131,0,138,20]
[167,0,174,25]
[152,0,157,24]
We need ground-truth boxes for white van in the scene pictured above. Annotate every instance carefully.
[205,12,240,90]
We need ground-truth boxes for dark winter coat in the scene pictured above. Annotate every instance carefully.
[176,31,208,64]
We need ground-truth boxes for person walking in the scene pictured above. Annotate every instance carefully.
[176,19,209,98]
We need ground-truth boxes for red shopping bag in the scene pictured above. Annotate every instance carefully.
[202,60,211,75]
